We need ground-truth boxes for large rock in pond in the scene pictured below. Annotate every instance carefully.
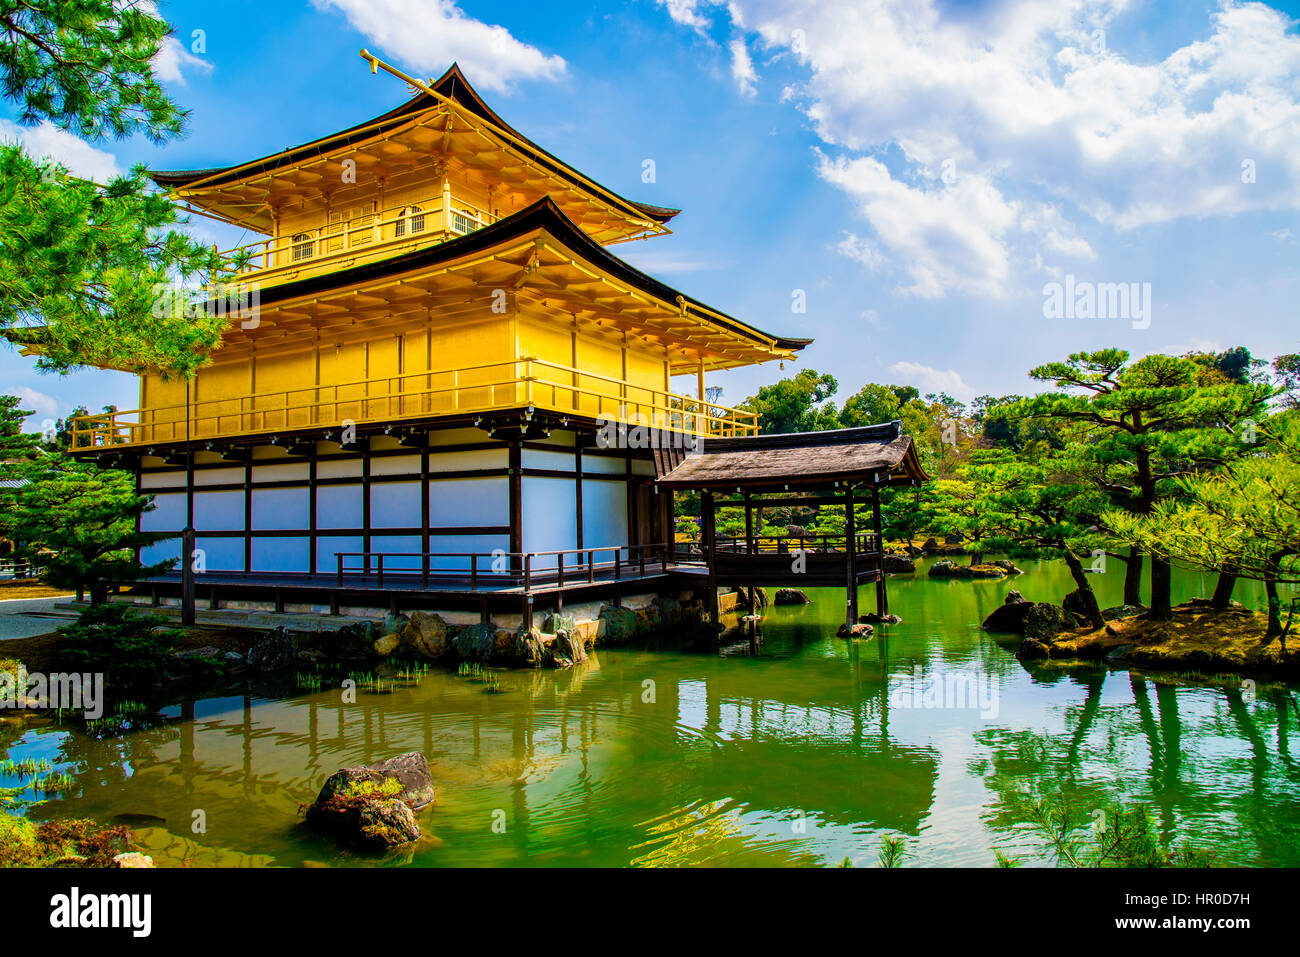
[542,612,576,636]
[305,751,434,848]
[356,799,421,849]
[400,611,452,659]
[836,622,874,638]
[1015,638,1051,661]
[547,631,587,668]
[982,592,1033,632]
[928,560,1008,580]
[312,622,376,661]
[735,587,770,611]
[599,605,638,644]
[246,626,298,672]
[773,588,811,605]
[1022,603,1076,643]
[1062,588,1094,626]
[453,623,498,661]
[882,553,917,573]
[515,626,545,668]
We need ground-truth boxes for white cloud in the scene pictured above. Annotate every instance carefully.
[730,38,758,97]
[888,361,976,402]
[820,153,1017,299]
[313,0,566,93]
[153,36,213,86]
[17,387,61,426]
[663,0,1300,298]
[0,120,120,181]
[658,0,714,33]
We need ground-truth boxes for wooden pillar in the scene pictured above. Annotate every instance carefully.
[702,489,718,627]
[743,492,754,555]
[872,485,888,616]
[181,526,196,627]
[844,485,857,627]
[508,440,522,571]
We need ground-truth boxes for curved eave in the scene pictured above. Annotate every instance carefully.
[151,63,678,228]
[244,196,806,362]
[654,422,928,491]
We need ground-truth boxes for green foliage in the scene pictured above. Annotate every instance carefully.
[58,603,178,693]
[0,0,185,141]
[876,835,907,868]
[1022,793,1214,868]
[0,452,175,602]
[1105,415,1300,636]
[0,810,129,868]
[0,148,229,373]
[0,0,233,374]
[742,368,841,434]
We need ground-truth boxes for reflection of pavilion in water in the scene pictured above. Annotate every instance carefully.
[44,639,938,864]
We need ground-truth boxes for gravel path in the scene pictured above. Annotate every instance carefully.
[0,596,78,640]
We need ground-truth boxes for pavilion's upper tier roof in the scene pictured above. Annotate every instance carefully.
[151,63,679,244]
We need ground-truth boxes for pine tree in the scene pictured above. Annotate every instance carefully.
[1106,416,1300,641]
[941,448,1110,628]
[0,0,231,374]
[1,454,175,602]
[1012,350,1274,620]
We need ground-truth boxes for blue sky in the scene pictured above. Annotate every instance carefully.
[3,0,1299,428]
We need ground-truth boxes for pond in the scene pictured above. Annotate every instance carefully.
[4,557,1298,867]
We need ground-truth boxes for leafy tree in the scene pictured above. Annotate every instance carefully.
[1274,353,1300,409]
[59,603,179,693]
[1,455,174,602]
[956,450,1110,628]
[1105,416,1300,641]
[0,0,230,374]
[1012,350,1273,619]
[0,393,40,469]
[743,368,840,434]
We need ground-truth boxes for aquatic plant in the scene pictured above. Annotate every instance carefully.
[0,758,51,779]
[1021,793,1215,868]
[32,772,76,797]
[877,835,907,868]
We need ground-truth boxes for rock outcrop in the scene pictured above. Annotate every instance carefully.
[598,605,638,643]
[882,553,917,573]
[305,751,434,849]
[928,560,1014,579]
[773,588,811,605]
[1022,603,1077,643]
[246,626,298,672]
[982,592,1034,632]
[400,612,452,659]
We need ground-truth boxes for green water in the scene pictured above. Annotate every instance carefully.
[4,558,1299,867]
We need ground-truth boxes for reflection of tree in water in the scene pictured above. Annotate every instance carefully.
[48,718,179,800]
[971,668,1300,865]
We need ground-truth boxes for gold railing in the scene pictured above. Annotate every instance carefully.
[218,196,495,282]
[70,357,758,449]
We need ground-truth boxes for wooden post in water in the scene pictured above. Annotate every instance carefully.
[844,485,857,627]
[872,484,888,616]
[702,489,718,628]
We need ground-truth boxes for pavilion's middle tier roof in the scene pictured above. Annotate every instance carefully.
[208,197,810,373]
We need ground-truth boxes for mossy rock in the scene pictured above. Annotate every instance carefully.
[542,612,576,636]
[598,605,638,643]
[453,623,498,661]
[514,626,545,668]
